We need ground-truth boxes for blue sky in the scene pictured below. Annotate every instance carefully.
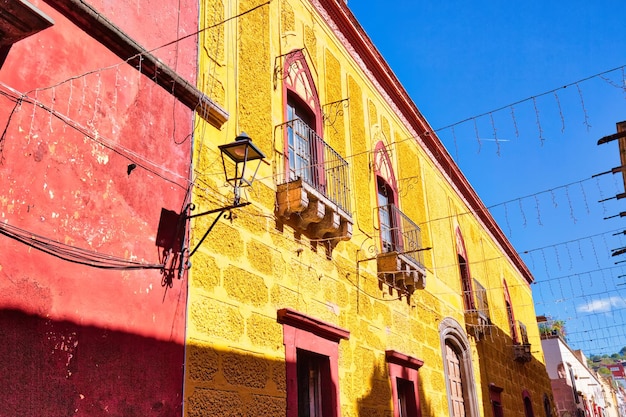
[350,1,626,356]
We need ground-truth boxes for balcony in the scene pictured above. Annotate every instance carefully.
[513,321,531,363]
[464,279,492,340]
[275,119,352,242]
[513,343,532,363]
[375,204,427,295]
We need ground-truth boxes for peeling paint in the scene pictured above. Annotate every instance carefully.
[90,141,109,165]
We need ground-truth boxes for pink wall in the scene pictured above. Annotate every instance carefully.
[0,0,197,415]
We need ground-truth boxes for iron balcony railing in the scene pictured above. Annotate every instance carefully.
[376,203,425,269]
[518,321,530,345]
[464,279,490,316]
[277,119,351,213]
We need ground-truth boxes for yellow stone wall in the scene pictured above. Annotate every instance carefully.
[187,1,553,417]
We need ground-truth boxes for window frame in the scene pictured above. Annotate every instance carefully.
[439,317,480,417]
[374,141,401,253]
[378,176,400,252]
[455,227,476,311]
[282,50,324,188]
[523,390,535,417]
[278,308,349,417]
[386,350,423,417]
[503,279,519,344]
[490,384,504,417]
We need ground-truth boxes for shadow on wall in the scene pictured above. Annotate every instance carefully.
[474,323,555,417]
[356,361,433,417]
[0,308,184,417]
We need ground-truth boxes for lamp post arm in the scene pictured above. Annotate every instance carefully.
[185,202,250,220]
[186,202,251,257]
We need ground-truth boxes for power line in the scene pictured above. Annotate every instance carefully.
[0,221,164,271]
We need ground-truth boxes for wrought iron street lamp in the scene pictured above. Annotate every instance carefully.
[157,132,268,282]
[181,132,266,260]
[218,131,266,205]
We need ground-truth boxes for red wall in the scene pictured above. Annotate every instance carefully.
[0,0,197,415]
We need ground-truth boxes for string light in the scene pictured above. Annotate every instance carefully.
[2,5,626,353]
[553,91,565,133]
[532,97,544,145]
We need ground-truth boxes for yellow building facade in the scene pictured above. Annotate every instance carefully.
[184,1,554,417]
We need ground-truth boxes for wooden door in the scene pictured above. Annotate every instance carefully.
[446,343,466,417]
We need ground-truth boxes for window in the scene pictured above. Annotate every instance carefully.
[297,349,329,417]
[439,318,479,417]
[386,350,423,417]
[518,321,529,345]
[473,280,488,314]
[568,365,580,404]
[276,49,352,231]
[278,308,349,417]
[455,228,475,311]
[283,50,324,189]
[503,280,518,344]
[459,255,474,311]
[287,96,322,187]
[489,384,504,417]
[543,394,553,417]
[374,142,400,253]
[523,391,535,417]
[378,177,398,252]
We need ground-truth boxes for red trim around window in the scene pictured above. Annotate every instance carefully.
[456,227,476,310]
[373,141,398,196]
[522,390,535,417]
[386,350,423,417]
[503,279,519,344]
[278,308,349,417]
[282,49,325,187]
[283,50,322,132]
[490,384,504,417]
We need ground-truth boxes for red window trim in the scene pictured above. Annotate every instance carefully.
[278,308,349,417]
[490,384,504,417]
[386,350,423,417]
[522,390,535,417]
[373,141,398,196]
[503,279,519,344]
[283,50,322,132]
[282,49,325,188]
[456,227,476,310]
[374,141,402,253]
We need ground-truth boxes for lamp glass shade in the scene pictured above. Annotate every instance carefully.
[218,132,266,201]
[218,132,266,163]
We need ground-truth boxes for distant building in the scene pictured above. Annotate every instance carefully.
[540,324,624,417]
[607,362,626,383]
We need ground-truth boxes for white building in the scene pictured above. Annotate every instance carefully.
[541,333,622,417]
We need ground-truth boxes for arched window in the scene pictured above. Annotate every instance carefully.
[490,384,504,417]
[283,50,324,189]
[503,280,518,344]
[440,318,479,417]
[455,228,475,311]
[523,391,535,417]
[543,394,553,417]
[374,141,400,253]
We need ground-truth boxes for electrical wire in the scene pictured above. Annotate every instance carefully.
[0,221,164,270]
